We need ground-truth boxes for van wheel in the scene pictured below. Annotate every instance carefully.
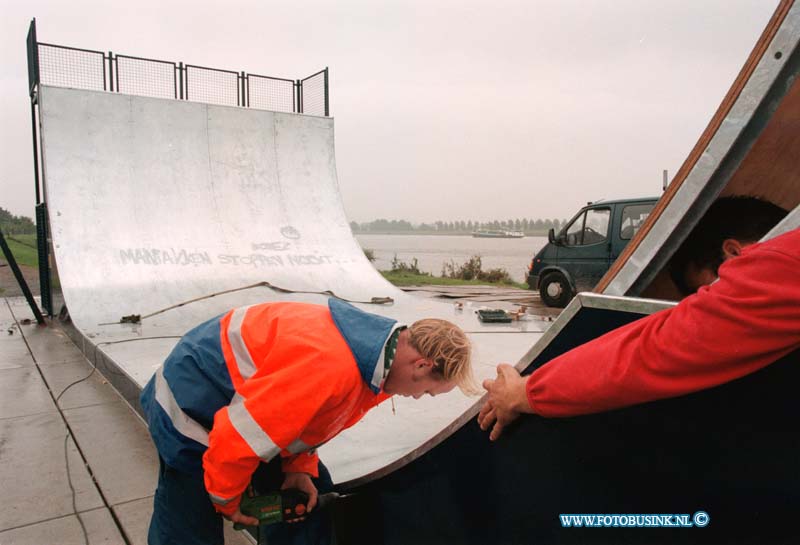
[539,272,572,308]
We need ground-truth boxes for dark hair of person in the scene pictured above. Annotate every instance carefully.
[669,196,787,295]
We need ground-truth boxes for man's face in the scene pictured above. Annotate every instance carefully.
[383,332,457,399]
[682,238,750,294]
[384,366,456,399]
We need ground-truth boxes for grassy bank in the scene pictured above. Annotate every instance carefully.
[1,234,38,268]
[381,270,528,290]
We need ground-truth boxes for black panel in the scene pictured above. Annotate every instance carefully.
[526,307,647,372]
[335,306,799,544]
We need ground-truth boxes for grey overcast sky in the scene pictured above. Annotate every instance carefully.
[0,0,780,224]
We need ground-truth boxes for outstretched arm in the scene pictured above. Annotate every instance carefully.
[526,236,799,418]
[479,230,800,438]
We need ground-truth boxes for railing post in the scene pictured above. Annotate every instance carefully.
[101,52,107,91]
[178,62,184,99]
[296,79,303,114]
[324,67,329,117]
[108,50,114,91]
[240,71,246,107]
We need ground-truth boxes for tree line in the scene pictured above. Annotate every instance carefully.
[351,217,567,234]
[0,207,35,234]
[0,206,570,237]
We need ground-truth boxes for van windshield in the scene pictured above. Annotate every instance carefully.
[564,208,610,246]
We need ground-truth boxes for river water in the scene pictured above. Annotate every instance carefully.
[354,234,548,283]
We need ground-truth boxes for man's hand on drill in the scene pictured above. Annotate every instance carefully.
[282,471,318,522]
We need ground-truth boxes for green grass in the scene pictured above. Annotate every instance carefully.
[381,270,528,290]
[8,233,37,246]
[2,234,39,268]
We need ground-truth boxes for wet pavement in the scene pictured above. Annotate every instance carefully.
[0,296,250,545]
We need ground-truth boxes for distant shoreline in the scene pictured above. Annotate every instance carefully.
[354,231,550,237]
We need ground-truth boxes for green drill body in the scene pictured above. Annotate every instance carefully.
[233,488,342,530]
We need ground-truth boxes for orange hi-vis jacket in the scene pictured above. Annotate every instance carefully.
[140,299,399,516]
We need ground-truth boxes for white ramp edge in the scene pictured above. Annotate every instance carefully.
[39,85,544,484]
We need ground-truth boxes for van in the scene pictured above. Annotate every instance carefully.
[527,197,658,307]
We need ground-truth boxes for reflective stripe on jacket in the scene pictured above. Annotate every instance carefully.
[140,299,398,515]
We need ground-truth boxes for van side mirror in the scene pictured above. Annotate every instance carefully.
[548,228,556,244]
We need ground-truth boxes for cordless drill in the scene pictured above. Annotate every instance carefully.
[233,487,342,530]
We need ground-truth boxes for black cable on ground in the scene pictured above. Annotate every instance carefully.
[101,280,394,325]
[64,433,90,545]
[55,335,182,402]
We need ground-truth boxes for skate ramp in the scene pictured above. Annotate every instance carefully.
[38,85,544,484]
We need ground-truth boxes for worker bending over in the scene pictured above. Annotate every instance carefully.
[141,298,474,544]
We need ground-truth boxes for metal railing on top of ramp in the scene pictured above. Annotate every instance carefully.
[26,19,329,117]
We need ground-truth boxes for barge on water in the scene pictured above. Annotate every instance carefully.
[471,229,525,238]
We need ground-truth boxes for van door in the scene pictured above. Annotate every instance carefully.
[557,206,612,292]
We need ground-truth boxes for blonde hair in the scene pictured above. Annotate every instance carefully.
[408,319,478,395]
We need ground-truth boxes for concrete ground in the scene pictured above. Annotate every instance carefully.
[0,296,251,545]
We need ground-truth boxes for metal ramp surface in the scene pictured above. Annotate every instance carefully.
[38,85,543,484]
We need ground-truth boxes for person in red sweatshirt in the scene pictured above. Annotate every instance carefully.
[478,197,797,440]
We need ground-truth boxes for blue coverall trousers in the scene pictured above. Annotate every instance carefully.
[147,455,334,545]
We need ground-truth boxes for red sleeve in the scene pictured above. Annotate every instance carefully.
[526,229,800,418]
